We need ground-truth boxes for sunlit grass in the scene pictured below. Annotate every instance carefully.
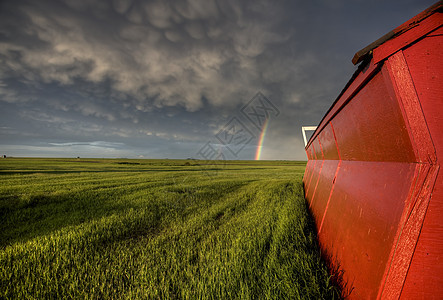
[0,158,339,299]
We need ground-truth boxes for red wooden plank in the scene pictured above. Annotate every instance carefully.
[401,170,443,299]
[399,29,443,298]
[380,164,439,299]
[303,158,313,190]
[315,159,339,232]
[306,139,323,204]
[304,145,317,204]
[309,157,324,212]
[373,13,443,64]
[309,125,340,227]
[318,123,341,233]
[318,161,416,299]
[309,131,330,219]
[384,51,437,163]
[403,27,443,163]
[332,71,415,162]
[318,123,340,160]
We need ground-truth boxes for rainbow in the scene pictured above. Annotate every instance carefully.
[254,118,270,160]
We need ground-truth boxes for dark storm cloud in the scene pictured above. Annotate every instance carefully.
[1,0,289,109]
[0,0,436,159]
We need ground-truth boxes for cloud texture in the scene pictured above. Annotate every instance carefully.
[0,0,435,159]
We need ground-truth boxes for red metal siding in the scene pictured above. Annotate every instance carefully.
[320,161,415,298]
[398,25,443,300]
[303,7,442,299]
[332,71,415,162]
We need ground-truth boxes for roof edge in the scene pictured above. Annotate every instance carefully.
[352,1,442,65]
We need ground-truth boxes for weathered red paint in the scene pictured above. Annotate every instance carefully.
[303,3,442,299]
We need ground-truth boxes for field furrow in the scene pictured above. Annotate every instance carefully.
[0,158,339,299]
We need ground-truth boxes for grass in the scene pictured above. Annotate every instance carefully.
[0,158,340,299]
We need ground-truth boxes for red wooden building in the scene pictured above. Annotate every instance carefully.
[303,2,442,298]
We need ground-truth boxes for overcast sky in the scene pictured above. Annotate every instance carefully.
[0,0,436,160]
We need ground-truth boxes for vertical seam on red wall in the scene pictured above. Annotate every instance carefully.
[384,51,437,164]
[319,122,341,233]
[306,144,317,194]
[398,165,439,298]
[378,49,440,299]
[377,163,426,299]
[303,146,311,188]
[398,165,440,299]
[331,122,341,161]
[310,137,325,209]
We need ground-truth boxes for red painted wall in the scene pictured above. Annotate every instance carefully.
[398,24,443,300]
[303,9,442,299]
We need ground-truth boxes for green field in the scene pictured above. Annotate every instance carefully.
[0,158,339,299]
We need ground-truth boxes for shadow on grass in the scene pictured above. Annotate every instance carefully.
[0,180,248,249]
[302,198,351,299]
[320,249,354,299]
[0,192,134,248]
